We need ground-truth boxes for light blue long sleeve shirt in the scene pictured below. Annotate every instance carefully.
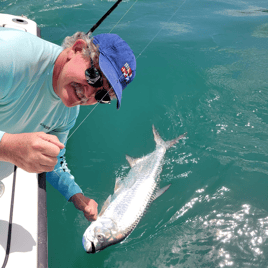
[0,28,82,200]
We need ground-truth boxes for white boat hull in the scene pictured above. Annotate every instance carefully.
[0,163,47,268]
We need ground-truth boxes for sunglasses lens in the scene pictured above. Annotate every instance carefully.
[85,68,103,88]
[95,89,111,104]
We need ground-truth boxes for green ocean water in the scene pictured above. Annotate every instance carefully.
[1,0,268,267]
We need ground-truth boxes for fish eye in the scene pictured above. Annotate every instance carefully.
[97,234,104,241]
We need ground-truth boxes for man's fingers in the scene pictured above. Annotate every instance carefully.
[38,141,60,157]
[39,164,55,173]
[70,194,99,221]
[36,136,64,157]
[24,163,55,173]
[38,133,65,150]
[85,211,98,222]
[84,206,98,221]
[39,154,58,166]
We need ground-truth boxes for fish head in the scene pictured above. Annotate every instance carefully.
[82,217,124,253]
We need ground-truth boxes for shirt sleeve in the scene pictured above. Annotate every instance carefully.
[46,106,82,201]
[0,131,5,142]
[46,147,83,201]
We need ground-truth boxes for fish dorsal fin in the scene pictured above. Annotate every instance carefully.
[153,184,171,201]
[114,177,124,193]
[99,194,112,217]
[126,155,142,168]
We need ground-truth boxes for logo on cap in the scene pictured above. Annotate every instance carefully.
[121,63,132,83]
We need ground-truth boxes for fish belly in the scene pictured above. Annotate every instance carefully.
[105,175,157,234]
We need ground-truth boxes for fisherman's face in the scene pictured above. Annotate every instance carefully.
[54,40,112,108]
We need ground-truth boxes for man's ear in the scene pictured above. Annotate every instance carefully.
[72,39,87,53]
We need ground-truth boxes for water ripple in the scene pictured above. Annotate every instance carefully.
[161,185,268,267]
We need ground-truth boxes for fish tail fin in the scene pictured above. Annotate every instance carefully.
[152,125,187,149]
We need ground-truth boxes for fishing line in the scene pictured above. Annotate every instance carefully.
[54,0,188,214]
[68,0,187,140]
[109,0,139,34]
[67,100,100,141]
[136,0,187,59]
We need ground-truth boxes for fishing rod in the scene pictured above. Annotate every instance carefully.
[87,0,123,35]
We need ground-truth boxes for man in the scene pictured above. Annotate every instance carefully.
[0,28,136,221]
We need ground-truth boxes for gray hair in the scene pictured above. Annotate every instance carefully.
[61,32,99,63]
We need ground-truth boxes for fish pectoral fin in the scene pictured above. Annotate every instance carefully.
[114,177,124,193]
[126,155,143,168]
[99,194,112,217]
[154,184,171,201]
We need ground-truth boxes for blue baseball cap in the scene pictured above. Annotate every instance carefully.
[93,34,136,109]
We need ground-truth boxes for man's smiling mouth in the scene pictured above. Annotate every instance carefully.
[71,82,89,104]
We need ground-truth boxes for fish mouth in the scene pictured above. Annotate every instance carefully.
[83,236,95,254]
[90,242,96,254]
[84,240,96,254]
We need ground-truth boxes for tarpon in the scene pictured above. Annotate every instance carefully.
[82,125,186,253]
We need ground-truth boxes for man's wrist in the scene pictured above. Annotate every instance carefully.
[0,132,8,161]
[70,193,86,211]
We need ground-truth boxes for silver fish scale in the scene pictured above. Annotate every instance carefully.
[102,146,166,234]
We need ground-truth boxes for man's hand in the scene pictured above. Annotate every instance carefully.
[70,193,98,221]
[0,132,64,173]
